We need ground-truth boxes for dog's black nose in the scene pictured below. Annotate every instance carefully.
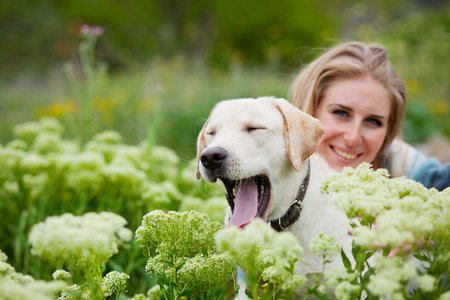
[201,147,228,170]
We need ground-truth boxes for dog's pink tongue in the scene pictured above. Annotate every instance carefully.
[227,180,258,228]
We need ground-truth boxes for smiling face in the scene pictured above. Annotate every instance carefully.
[313,75,391,171]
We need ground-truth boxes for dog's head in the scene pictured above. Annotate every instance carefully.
[196,97,324,227]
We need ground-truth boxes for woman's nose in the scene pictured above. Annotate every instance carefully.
[343,123,362,146]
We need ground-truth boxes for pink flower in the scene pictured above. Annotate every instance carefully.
[80,24,105,36]
[91,26,105,36]
[80,24,91,35]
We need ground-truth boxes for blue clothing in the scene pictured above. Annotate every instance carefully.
[410,156,450,191]
[387,139,450,191]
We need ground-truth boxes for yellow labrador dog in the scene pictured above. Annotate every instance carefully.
[196,96,353,275]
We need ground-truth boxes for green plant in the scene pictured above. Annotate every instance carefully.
[215,218,306,299]
[322,163,450,299]
[135,210,235,299]
[0,116,223,296]
[29,212,132,299]
[63,25,107,145]
[0,250,66,300]
[1,127,449,299]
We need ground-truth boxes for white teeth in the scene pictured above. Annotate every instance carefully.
[334,148,358,160]
[259,184,265,208]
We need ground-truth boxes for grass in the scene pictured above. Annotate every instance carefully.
[0,59,292,161]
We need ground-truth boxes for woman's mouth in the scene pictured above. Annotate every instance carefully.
[331,146,360,160]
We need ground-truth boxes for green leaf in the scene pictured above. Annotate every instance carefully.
[341,248,352,271]
[351,241,361,260]
[356,249,366,273]
[413,253,429,262]
[244,288,254,298]
[107,259,124,272]
[364,250,376,262]
[179,286,197,297]
[382,245,392,257]
[362,267,375,282]
[309,288,334,300]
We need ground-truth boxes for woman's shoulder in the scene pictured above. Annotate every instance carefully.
[387,138,449,191]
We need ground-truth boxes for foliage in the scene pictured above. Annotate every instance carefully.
[29,212,131,299]
[354,9,450,143]
[1,118,449,299]
[0,0,346,75]
[215,218,306,299]
[0,28,291,159]
[0,250,66,300]
[322,163,450,299]
[0,30,224,296]
[0,115,223,295]
[3,9,450,159]
[135,210,235,299]
[29,212,131,281]
[63,25,107,145]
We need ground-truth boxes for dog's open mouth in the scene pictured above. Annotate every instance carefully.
[219,175,270,228]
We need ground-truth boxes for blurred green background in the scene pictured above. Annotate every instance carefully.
[1,0,449,161]
[0,1,449,296]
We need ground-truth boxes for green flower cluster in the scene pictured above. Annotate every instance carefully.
[310,234,341,258]
[216,218,306,299]
[27,212,136,300]
[322,163,450,299]
[0,116,223,293]
[52,270,71,282]
[101,271,130,298]
[135,210,235,299]
[2,117,222,221]
[0,249,66,300]
[29,212,132,272]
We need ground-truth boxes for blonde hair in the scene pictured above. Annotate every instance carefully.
[290,41,406,169]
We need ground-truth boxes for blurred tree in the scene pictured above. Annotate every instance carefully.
[211,0,338,67]
[0,0,448,76]
[0,0,341,75]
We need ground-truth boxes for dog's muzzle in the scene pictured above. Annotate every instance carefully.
[200,146,271,228]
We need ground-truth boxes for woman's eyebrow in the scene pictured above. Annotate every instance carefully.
[327,103,352,111]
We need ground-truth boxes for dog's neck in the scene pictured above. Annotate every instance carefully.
[269,158,310,232]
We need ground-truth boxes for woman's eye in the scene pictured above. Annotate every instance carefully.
[332,109,348,118]
[366,118,383,127]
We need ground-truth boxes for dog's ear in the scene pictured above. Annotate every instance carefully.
[195,115,212,180]
[269,98,324,172]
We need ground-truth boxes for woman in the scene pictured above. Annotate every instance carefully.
[290,41,449,191]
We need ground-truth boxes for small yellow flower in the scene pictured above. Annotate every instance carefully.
[138,98,154,111]
[92,96,118,112]
[425,99,449,116]
[34,100,76,118]
[404,79,424,97]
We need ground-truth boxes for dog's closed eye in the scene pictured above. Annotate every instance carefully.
[245,126,267,133]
